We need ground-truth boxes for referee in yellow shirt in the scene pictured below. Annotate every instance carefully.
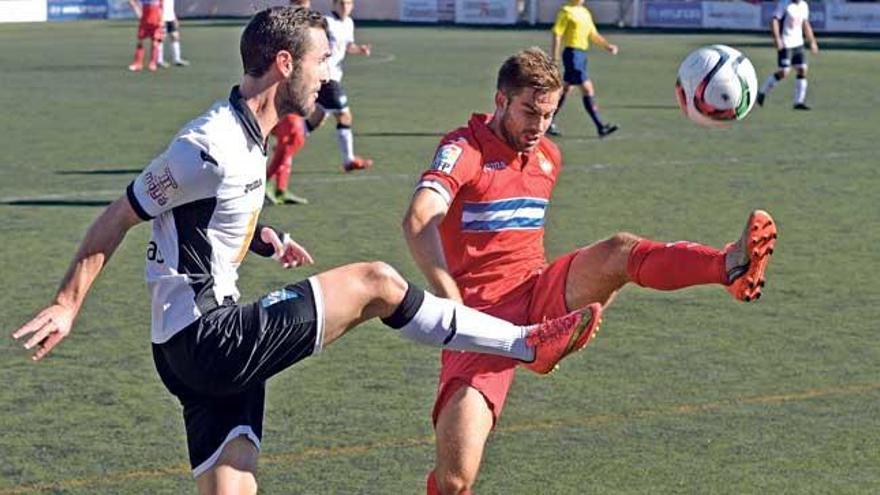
[550,0,619,138]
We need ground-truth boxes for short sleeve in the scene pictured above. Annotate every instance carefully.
[416,140,480,204]
[773,1,786,20]
[126,138,224,220]
[551,10,568,36]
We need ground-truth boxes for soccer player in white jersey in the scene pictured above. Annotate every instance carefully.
[12,7,603,493]
[156,0,190,68]
[757,0,819,110]
[306,0,374,172]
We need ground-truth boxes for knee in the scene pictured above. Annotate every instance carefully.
[361,261,407,302]
[436,470,475,495]
[595,232,641,277]
[779,68,790,79]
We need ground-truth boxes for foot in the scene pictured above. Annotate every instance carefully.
[127,63,143,72]
[724,210,777,302]
[278,189,309,205]
[264,189,281,206]
[343,156,373,172]
[173,59,191,67]
[793,103,811,111]
[157,61,170,69]
[598,123,618,139]
[147,62,158,72]
[547,123,562,137]
[522,303,603,375]
[757,92,765,107]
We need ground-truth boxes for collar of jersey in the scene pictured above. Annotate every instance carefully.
[228,85,268,156]
[468,113,535,171]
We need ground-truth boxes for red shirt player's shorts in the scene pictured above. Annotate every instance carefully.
[432,250,579,426]
[138,5,164,41]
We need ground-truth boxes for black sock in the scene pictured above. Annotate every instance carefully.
[582,95,603,132]
[380,282,425,329]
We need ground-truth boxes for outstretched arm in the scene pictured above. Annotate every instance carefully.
[12,196,143,361]
[128,0,142,18]
[770,18,783,50]
[804,20,819,53]
[589,31,618,55]
[346,42,371,56]
[402,189,461,303]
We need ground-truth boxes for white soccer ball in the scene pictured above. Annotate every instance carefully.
[675,44,758,127]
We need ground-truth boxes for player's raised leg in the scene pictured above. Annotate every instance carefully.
[563,210,778,309]
[315,261,600,368]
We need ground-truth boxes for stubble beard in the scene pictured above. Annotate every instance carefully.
[275,65,313,118]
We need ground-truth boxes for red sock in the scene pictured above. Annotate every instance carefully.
[132,43,145,66]
[626,239,727,290]
[426,471,440,495]
[149,40,160,66]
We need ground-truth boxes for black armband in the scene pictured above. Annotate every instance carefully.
[249,223,285,258]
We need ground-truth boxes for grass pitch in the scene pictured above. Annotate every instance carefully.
[1,20,878,494]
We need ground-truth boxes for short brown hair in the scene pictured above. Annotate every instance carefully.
[496,47,562,97]
[240,6,327,78]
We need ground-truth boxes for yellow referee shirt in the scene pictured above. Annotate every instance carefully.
[552,4,597,51]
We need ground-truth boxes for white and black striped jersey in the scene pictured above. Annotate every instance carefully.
[127,87,267,344]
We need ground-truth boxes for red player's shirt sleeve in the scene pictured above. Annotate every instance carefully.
[416,137,481,204]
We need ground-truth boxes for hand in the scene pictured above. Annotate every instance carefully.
[608,44,619,55]
[261,228,314,269]
[775,40,784,51]
[810,41,819,54]
[360,44,371,57]
[12,304,76,361]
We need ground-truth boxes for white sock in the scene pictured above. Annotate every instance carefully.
[794,78,808,104]
[396,291,534,361]
[760,74,779,94]
[172,40,182,62]
[336,126,355,164]
[156,43,165,65]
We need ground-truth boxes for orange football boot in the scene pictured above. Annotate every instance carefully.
[343,155,373,172]
[725,210,777,302]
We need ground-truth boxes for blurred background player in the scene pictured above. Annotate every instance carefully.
[306,0,374,172]
[265,0,311,206]
[757,0,819,110]
[156,0,190,68]
[548,0,619,138]
[127,0,163,72]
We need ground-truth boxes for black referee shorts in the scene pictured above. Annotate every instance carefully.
[316,80,349,112]
[152,277,325,476]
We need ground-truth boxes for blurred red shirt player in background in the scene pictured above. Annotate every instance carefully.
[127,0,164,72]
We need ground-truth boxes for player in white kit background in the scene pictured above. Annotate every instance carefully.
[757,0,819,110]
[305,0,374,172]
[157,0,190,67]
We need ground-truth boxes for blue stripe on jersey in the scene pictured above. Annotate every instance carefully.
[461,197,548,232]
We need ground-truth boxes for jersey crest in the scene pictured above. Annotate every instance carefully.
[431,144,463,174]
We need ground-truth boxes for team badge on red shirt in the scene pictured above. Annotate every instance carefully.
[431,144,463,174]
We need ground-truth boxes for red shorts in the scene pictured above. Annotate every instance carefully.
[137,6,163,41]
[432,250,579,425]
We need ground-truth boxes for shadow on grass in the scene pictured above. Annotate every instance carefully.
[2,199,112,207]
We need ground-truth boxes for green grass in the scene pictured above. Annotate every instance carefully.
[1,20,879,494]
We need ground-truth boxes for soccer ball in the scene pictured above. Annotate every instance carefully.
[675,45,757,127]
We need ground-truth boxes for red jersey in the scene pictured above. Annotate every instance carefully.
[418,113,563,309]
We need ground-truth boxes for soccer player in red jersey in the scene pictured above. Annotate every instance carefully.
[127,0,164,72]
[403,48,777,494]
[266,113,309,204]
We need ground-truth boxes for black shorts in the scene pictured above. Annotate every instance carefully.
[316,80,349,112]
[152,277,325,476]
[777,45,806,69]
[165,20,178,34]
[562,47,589,85]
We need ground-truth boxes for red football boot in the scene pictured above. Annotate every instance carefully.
[724,210,778,302]
[522,303,603,375]
[343,155,373,172]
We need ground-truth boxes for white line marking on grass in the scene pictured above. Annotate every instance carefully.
[3,382,877,494]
